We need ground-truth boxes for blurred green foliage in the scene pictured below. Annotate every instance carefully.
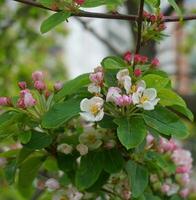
[0,0,68,97]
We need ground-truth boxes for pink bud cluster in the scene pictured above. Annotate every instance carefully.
[147,134,193,198]
[0,97,11,106]
[115,95,132,107]
[123,51,160,77]
[143,11,166,31]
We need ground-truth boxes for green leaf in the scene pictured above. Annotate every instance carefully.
[38,0,55,7]
[170,195,183,200]
[104,69,118,87]
[41,11,71,34]
[42,97,82,128]
[167,0,183,17]
[55,73,90,101]
[57,153,77,172]
[171,105,194,121]
[158,89,186,107]
[144,194,161,200]
[142,74,170,91]
[18,155,44,197]
[16,148,34,166]
[125,160,149,198]
[5,160,17,184]
[103,148,124,173]
[82,0,106,7]
[24,131,52,150]
[114,116,147,149]
[143,106,189,139]
[75,151,103,190]
[87,171,109,192]
[101,56,126,70]
[18,131,31,144]
[98,115,117,129]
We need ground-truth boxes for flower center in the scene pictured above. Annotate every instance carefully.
[90,104,100,115]
[140,95,149,104]
[130,85,137,93]
[87,134,97,143]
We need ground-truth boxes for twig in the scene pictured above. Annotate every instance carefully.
[12,0,196,23]
[135,0,145,54]
[76,18,121,55]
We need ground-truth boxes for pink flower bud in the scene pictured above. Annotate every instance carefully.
[146,134,154,147]
[34,80,46,92]
[123,51,132,62]
[140,56,148,64]
[18,81,27,90]
[45,178,60,190]
[115,95,132,107]
[176,166,189,174]
[134,69,142,77]
[0,97,11,106]
[151,58,160,67]
[17,89,36,109]
[45,90,51,99]
[89,71,104,86]
[32,71,44,81]
[74,0,85,5]
[161,184,170,193]
[143,11,151,19]
[179,188,189,198]
[134,54,141,63]
[150,15,156,23]
[158,138,177,152]
[54,82,63,91]
[158,23,166,31]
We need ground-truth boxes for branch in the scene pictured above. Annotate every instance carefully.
[12,0,196,23]
[135,0,145,54]
[76,18,121,55]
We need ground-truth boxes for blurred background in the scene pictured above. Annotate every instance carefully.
[0,0,196,199]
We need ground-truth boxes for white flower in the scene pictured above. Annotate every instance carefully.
[116,69,129,84]
[45,178,60,191]
[88,83,101,94]
[79,128,103,150]
[106,87,121,103]
[76,144,88,156]
[80,96,104,122]
[132,81,160,110]
[66,186,83,200]
[57,143,73,155]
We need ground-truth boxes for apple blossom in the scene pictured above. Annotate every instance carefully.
[115,94,132,107]
[88,83,101,94]
[179,188,190,198]
[45,178,60,191]
[134,69,142,77]
[116,69,129,85]
[54,81,63,91]
[80,96,104,122]
[32,70,44,81]
[158,138,176,153]
[89,69,103,86]
[17,89,36,108]
[132,83,160,110]
[66,186,83,200]
[18,81,27,90]
[57,143,73,155]
[76,144,88,156]
[79,128,103,150]
[34,80,46,91]
[123,51,132,62]
[106,87,121,103]
[0,97,11,106]
[161,183,170,193]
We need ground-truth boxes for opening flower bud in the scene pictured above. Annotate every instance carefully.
[34,80,46,92]
[18,81,27,90]
[134,69,142,77]
[32,71,44,81]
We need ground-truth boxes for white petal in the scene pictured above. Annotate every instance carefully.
[132,93,140,104]
[90,96,104,107]
[106,87,121,102]
[137,80,146,89]
[95,109,104,121]
[124,76,132,94]
[88,83,100,94]
[80,98,90,112]
[80,112,96,122]
[142,101,154,110]
[116,69,129,82]
[143,88,157,100]
[151,98,160,106]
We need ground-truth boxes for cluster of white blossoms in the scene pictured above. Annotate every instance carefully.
[80,67,160,122]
